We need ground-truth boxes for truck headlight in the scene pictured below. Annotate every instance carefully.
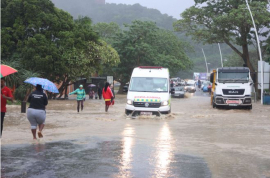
[127,99,133,105]
[161,101,169,106]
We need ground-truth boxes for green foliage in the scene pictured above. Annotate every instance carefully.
[93,22,121,44]
[174,0,270,72]
[265,37,270,62]
[1,0,120,97]
[109,20,192,85]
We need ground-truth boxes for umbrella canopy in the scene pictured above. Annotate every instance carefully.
[88,84,96,87]
[24,77,59,93]
[1,64,18,78]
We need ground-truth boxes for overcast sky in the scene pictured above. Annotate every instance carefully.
[105,0,195,19]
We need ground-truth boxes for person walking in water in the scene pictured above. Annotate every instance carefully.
[69,85,86,113]
[27,84,48,139]
[98,85,102,100]
[198,80,202,91]
[1,78,14,136]
[102,82,114,112]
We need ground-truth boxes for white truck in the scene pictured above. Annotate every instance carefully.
[125,66,171,116]
[211,67,253,109]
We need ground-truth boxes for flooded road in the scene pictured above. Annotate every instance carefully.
[1,91,270,178]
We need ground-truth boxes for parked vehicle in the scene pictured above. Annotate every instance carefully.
[179,80,186,86]
[125,66,171,116]
[171,78,180,86]
[211,67,253,109]
[123,85,129,92]
[171,86,185,98]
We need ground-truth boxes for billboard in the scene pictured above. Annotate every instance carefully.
[193,73,208,80]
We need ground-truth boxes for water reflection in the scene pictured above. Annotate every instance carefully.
[154,123,174,177]
[118,125,135,178]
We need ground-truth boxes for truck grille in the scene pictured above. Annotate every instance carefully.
[133,102,161,108]
[222,89,245,95]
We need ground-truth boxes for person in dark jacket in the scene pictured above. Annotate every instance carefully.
[98,86,102,100]
[27,84,48,139]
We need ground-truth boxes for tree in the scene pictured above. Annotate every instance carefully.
[1,0,119,98]
[93,22,121,44]
[110,21,192,93]
[173,0,270,75]
[264,37,270,62]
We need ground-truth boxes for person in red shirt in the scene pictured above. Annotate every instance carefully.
[102,82,114,112]
[1,78,14,136]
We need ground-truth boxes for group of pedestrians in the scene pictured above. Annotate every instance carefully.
[89,87,102,99]
[1,80,115,140]
[68,83,115,113]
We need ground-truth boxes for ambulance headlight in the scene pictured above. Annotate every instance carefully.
[127,99,133,105]
[161,101,169,106]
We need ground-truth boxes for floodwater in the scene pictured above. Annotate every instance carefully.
[1,91,270,178]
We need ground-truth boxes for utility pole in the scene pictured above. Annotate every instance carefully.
[218,43,223,67]
[245,0,264,104]
[202,48,209,74]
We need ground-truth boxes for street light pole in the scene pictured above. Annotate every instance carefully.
[202,48,209,74]
[218,43,223,67]
[245,0,264,104]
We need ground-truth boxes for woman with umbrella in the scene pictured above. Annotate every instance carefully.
[69,85,86,112]
[27,84,48,139]
[24,77,59,139]
[102,82,114,112]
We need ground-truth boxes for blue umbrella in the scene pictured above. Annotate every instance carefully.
[24,77,59,93]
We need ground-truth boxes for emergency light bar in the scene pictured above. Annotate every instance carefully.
[139,66,163,69]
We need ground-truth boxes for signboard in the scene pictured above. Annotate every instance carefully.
[200,73,207,80]
[193,73,208,80]
[107,76,114,85]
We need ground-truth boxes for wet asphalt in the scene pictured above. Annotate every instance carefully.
[1,90,270,178]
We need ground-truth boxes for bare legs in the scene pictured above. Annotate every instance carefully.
[31,124,45,139]
[105,105,109,112]
[31,129,37,139]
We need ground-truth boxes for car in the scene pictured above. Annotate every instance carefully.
[171,86,185,98]
[171,78,180,86]
[179,80,186,86]
[184,83,196,93]
[201,81,211,90]
[122,85,129,92]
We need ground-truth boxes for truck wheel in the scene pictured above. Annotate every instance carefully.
[247,105,252,110]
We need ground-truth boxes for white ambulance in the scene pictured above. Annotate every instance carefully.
[125,66,171,116]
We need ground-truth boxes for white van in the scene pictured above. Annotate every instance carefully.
[125,66,171,116]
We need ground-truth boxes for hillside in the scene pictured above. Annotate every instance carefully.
[51,0,176,30]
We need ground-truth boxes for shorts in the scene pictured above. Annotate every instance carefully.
[105,101,111,106]
[27,108,46,129]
